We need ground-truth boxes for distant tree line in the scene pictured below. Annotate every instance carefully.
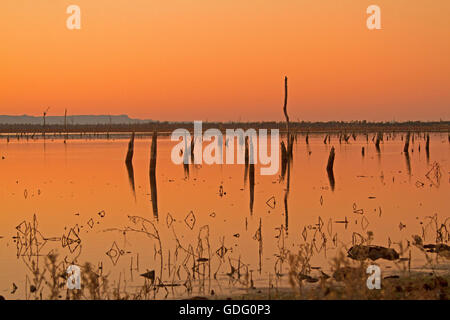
[0,120,448,134]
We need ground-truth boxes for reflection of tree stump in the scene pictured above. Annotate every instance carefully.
[150,131,158,219]
[281,76,294,160]
[190,135,195,164]
[183,133,190,177]
[375,132,381,153]
[280,141,288,180]
[64,109,68,142]
[403,132,410,153]
[125,132,135,165]
[326,146,335,173]
[327,147,335,191]
[405,151,411,176]
[281,76,292,229]
[249,138,255,215]
[126,161,136,198]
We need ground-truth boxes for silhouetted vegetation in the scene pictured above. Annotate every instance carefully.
[0,120,448,137]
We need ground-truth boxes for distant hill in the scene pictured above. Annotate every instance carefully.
[0,115,154,125]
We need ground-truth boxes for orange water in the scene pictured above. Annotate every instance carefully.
[0,132,448,299]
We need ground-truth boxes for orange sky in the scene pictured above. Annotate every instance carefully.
[0,0,449,121]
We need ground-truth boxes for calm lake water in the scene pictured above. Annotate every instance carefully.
[0,132,449,299]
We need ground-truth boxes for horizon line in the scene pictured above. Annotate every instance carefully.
[0,114,448,124]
